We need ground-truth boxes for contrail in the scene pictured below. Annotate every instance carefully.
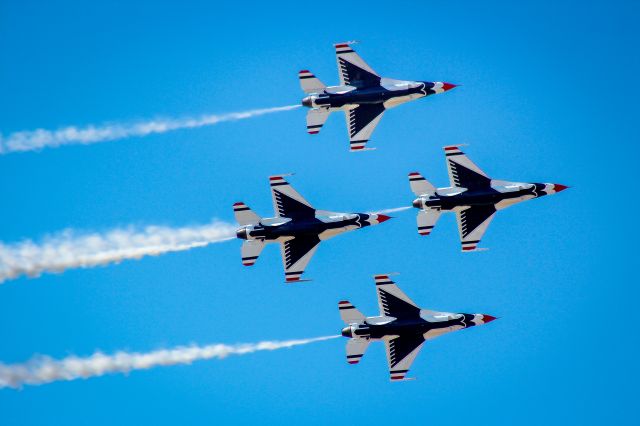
[370,206,412,215]
[0,105,300,154]
[0,220,236,284]
[0,335,339,389]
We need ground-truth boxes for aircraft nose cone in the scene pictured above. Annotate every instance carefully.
[412,199,422,209]
[302,96,312,107]
[341,326,353,338]
[377,214,392,223]
[442,82,457,91]
[482,314,497,324]
[553,183,569,193]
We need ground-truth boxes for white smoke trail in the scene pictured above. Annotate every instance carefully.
[370,206,412,215]
[0,220,236,284]
[0,335,339,389]
[0,105,300,154]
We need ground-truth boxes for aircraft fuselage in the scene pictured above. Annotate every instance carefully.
[302,80,454,111]
[413,182,554,212]
[236,213,382,242]
[342,311,487,341]
[306,81,437,109]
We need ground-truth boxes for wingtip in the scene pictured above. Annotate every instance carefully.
[285,278,312,284]
[374,272,400,280]
[390,376,416,382]
[443,144,468,151]
[462,247,489,252]
[269,173,295,181]
[334,40,358,47]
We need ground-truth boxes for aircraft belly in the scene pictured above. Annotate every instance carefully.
[274,236,293,243]
[320,103,355,112]
[383,94,421,109]
[319,227,352,240]
[423,325,463,340]
[494,195,533,210]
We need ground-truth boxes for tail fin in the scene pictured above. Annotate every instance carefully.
[338,300,365,324]
[306,108,330,135]
[408,172,436,196]
[233,202,261,226]
[346,338,371,365]
[241,240,265,266]
[299,70,326,94]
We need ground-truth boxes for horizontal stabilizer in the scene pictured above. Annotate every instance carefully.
[346,339,370,365]
[408,172,436,196]
[416,209,441,236]
[233,202,261,226]
[299,70,326,94]
[241,240,265,266]
[306,108,330,135]
[338,300,365,324]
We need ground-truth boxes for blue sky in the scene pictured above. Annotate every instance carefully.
[0,0,637,424]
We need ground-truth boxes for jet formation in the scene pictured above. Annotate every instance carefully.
[299,41,456,151]
[409,145,568,251]
[229,42,568,382]
[234,175,391,282]
[339,274,496,381]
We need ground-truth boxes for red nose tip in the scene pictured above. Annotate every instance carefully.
[482,314,497,323]
[377,214,392,223]
[442,82,457,91]
[554,184,569,193]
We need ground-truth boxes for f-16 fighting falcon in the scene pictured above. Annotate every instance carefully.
[299,42,456,151]
[233,175,391,282]
[340,274,496,381]
[409,145,569,251]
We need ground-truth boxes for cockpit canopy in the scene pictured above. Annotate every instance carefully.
[422,312,462,322]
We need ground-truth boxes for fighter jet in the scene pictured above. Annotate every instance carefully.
[233,175,391,282]
[409,145,569,251]
[299,42,456,151]
[340,274,496,381]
